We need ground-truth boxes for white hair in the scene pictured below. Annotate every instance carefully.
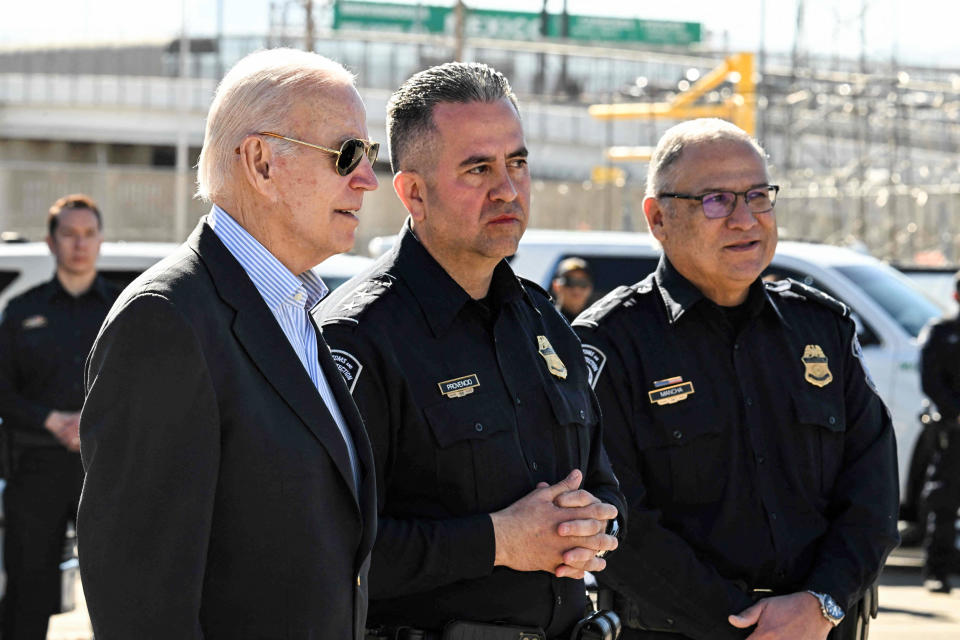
[196,48,356,202]
[646,118,768,197]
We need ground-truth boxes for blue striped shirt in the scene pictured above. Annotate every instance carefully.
[209,205,358,487]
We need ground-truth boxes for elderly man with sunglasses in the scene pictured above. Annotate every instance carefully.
[573,118,899,640]
[77,49,379,639]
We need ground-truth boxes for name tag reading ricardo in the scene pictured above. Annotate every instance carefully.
[438,374,480,398]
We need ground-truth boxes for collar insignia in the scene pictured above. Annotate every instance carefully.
[438,374,480,398]
[802,344,833,387]
[21,315,47,329]
[537,335,567,379]
[648,376,695,405]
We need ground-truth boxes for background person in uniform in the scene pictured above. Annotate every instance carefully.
[551,257,594,323]
[317,62,625,640]
[574,118,899,640]
[77,48,378,639]
[0,194,119,640]
[917,270,960,594]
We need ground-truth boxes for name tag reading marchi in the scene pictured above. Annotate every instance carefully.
[438,374,481,398]
[648,376,695,406]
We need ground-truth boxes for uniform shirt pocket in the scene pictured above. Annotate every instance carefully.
[790,388,846,494]
[422,393,517,512]
[637,399,728,506]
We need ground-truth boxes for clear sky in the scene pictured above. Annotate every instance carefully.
[2,0,955,68]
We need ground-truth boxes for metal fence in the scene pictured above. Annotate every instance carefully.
[2,162,957,265]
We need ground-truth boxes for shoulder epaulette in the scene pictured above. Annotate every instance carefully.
[765,278,850,318]
[517,276,551,301]
[318,275,395,327]
[572,279,651,328]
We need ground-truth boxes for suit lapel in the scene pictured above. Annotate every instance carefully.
[311,313,377,556]
[190,222,359,510]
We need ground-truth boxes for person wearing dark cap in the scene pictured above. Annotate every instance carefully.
[552,257,594,323]
[917,270,960,593]
[0,194,120,639]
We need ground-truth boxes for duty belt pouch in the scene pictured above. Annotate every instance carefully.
[441,621,545,640]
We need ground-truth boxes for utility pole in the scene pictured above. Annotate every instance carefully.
[305,0,314,51]
[174,0,191,242]
[454,0,466,61]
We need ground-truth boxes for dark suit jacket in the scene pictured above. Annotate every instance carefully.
[78,218,377,640]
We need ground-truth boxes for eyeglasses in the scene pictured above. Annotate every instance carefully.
[240,131,379,176]
[559,277,592,289]
[658,185,780,219]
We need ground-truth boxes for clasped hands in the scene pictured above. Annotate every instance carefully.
[44,410,81,452]
[490,469,619,579]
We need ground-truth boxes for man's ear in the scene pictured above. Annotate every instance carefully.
[643,195,667,243]
[393,171,427,222]
[237,136,279,201]
[45,234,56,256]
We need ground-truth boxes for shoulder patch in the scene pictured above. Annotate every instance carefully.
[318,276,394,326]
[765,278,850,318]
[580,343,607,389]
[572,280,650,328]
[329,349,363,393]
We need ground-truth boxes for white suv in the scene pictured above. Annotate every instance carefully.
[510,229,943,521]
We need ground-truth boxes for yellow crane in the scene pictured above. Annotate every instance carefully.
[589,52,756,166]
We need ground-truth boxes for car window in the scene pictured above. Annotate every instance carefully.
[762,265,882,347]
[556,255,660,299]
[835,265,944,339]
[0,270,20,297]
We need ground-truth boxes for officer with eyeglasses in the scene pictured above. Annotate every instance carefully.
[573,118,899,640]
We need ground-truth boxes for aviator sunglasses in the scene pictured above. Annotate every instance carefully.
[237,131,379,176]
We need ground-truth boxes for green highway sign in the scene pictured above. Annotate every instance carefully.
[332,1,701,46]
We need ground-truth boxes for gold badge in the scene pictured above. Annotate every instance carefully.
[802,344,833,387]
[438,374,480,398]
[537,335,567,379]
[648,376,695,405]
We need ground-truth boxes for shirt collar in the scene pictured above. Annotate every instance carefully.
[46,273,112,302]
[654,255,770,324]
[391,218,523,337]
[209,205,328,313]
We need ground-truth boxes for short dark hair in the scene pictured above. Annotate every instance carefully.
[48,193,102,236]
[386,62,519,173]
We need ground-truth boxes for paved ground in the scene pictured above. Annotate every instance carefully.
[47,546,960,639]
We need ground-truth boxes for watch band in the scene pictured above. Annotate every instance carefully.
[806,590,845,626]
[596,518,620,559]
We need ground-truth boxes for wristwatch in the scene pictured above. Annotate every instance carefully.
[596,518,620,559]
[806,590,845,626]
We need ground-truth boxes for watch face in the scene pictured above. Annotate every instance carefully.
[823,596,845,619]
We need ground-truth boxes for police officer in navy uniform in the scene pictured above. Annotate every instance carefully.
[0,194,120,639]
[317,62,625,640]
[918,271,960,594]
[573,119,899,640]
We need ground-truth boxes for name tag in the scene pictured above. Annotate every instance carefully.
[438,374,480,398]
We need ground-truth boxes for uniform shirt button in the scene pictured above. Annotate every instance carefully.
[474,423,483,432]
[515,395,522,405]
[757,456,765,464]
[733,343,740,351]
[829,416,836,425]
[530,461,538,471]
[666,618,675,626]
[672,430,683,440]
[578,409,586,420]
[770,513,778,521]
[745,397,753,406]
[556,596,562,605]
